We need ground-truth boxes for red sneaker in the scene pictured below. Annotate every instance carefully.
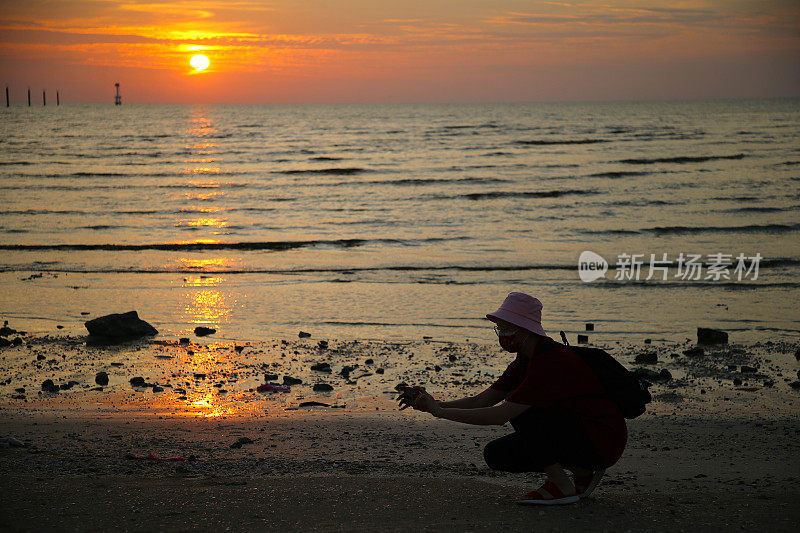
[517,480,579,505]
[574,469,605,498]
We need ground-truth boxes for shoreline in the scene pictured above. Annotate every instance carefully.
[1,333,799,530]
[1,333,798,419]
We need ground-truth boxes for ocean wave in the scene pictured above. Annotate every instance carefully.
[515,139,608,146]
[582,223,800,235]
[719,206,789,213]
[0,263,579,274]
[0,182,247,191]
[275,167,367,175]
[646,223,800,234]
[0,237,465,253]
[80,225,125,230]
[586,171,649,178]
[441,123,500,130]
[2,209,161,216]
[431,189,595,201]
[618,154,746,164]
[69,171,127,177]
[593,280,800,290]
[2,260,796,275]
[318,177,507,187]
[607,199,676,207]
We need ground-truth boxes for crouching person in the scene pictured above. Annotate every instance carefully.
[400,292,627,505]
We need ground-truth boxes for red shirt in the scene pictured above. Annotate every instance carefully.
[491,339,627,466]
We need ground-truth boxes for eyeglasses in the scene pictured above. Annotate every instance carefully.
[494,325,518,337]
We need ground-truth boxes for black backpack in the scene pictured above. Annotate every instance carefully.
[542,333,651,419]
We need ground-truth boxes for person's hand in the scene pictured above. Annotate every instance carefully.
[397,385,425,410]
[412,390,440,415]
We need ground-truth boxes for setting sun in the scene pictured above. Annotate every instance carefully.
[190,54,210,71]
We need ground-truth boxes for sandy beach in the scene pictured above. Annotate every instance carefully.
[1,332,799,531]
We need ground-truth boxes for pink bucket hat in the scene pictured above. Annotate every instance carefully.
[486,292,547,337]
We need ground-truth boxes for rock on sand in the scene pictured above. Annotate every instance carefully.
[84,311,158,340]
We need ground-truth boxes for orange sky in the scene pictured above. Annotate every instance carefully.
[1,0,798,103]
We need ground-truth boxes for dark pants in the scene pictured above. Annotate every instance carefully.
[483,406,605,473]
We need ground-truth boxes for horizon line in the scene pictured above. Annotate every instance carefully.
[2,95,799,107]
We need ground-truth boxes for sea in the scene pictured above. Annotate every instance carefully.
[1,99,798,344]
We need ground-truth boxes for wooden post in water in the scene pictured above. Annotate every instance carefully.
[114,83,121,105]
[5,86,8,107]
[27,88,31,106]
[42,90,46,106]
[57,91,60,106]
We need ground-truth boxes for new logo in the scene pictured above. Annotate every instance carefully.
[578,251,608,282]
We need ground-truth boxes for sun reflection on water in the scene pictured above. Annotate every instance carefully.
[175,257,238,271]
[186,289,230,323]
[175,218,229,227]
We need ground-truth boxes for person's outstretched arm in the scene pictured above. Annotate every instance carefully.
[437,387,507,409]
[418,391,528,426]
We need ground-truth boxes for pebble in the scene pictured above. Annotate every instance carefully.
[697,327,728,345]
[194,326,216,337]
[129,377,146,387]
[298,331,311,338]
[230,437,253,449]
[95,371,109,386]
[313,383,334,392]
[41,379,59,393]
[299,401,330,408]
[634,352,658,364]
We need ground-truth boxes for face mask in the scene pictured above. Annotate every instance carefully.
[498,334,519,352]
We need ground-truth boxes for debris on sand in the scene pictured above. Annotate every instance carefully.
[230,437,253,449]
[697,327,728,345]
[298,401,330,408]
[194,326,216,337]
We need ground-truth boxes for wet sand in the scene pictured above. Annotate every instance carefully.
[1,334,799,531]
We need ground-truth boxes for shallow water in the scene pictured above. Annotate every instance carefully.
[1,100,798,342]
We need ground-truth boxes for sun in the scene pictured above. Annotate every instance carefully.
[190,55,210,72]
